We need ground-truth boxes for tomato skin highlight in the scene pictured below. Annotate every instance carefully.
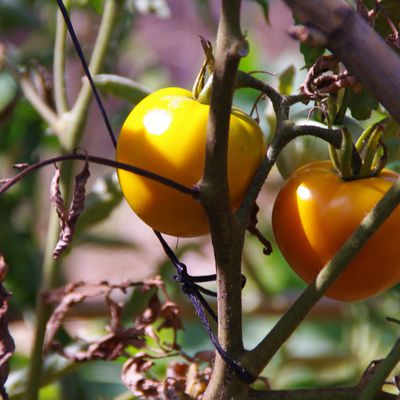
[116,87,265,237]
[272,161,400,301]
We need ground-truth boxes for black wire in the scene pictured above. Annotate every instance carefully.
[155,231,256,383]
[56,0,117,148]
[187,291,256,384]
[57,1,254,383]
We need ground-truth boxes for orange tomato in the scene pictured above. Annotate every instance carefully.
[272,160,400,301]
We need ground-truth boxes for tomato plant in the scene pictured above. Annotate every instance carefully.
[272,160,400,301]
[116,87,265,237]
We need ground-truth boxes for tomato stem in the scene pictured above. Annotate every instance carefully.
[358,125,384,178]
[197,74,214,105]
[192,37,214,100]
[339,128,354,180]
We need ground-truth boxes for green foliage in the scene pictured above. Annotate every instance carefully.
[0,1,42,31]
[0,100,45,310]
[278,65,295,96]
[93,74,151,104]
[75,173,123,234]
[299,42,325,67]
[1,1,400,399]
[348,87,379,120]
[72,0,105,13]
[369,0,400,48]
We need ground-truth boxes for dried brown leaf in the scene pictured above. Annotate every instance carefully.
[163,378,190,400]
[136,293,162,329]
[193,350,215,363]
[158,301,183,331]
[53,159,90,259]
[183,363,209,399]
[51,326,146,362]
[301,55,361,98]
[357,0,371,22]
[167,362,189,381]
[0,255,14,400]
[44,291,86,353]
[12,163,30,170]
[0,256,8,284]
[50,164,67,227]
[105,294,123,332]
[44,278,170,361]
[247,203,272,255]
[122,354,161,398]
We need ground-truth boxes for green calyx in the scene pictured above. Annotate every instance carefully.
[192,37,214,105]
[330,123,387,181]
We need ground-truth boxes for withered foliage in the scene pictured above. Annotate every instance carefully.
[300,55,361,99]
[0,255,15,400]
[50,158,90,259]
[357,0,400,50]
[121,352,212,399]
[44,276,212,399]
[247,203,272,256]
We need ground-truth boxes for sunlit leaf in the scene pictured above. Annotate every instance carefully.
[93,74,151,104]
[278,65,295,96]
[75,172,123,233]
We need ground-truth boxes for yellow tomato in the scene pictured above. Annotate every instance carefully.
[272,160,400,301]
[116,87,265,237]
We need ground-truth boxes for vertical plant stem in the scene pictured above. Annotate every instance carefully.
[54,0,70,114]
[24,1,123,399]
[25,210,61,400]
[63,0,123,151]
[199,0,250,398]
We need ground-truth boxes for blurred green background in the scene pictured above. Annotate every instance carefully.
[1,0,400,398]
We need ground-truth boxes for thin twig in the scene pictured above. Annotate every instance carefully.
[20,75,61,134]
[0,153,197,198]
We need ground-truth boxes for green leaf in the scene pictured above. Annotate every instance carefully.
[75,172,123,233]
[93,74,151,104]
[348,87,379,121]
[0,72,18,114]
[300,42,325,67]
[278,65,295,96]
[381,118,400,165]
[72,0,104,13]
[374,0,400,39]
[0,2,42,31]
[88,0,104,13]
[249,0,270,24]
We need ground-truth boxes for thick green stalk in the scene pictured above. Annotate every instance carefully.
[54,0,70,114]
[24,210,62,400]
[24,1,123,399]
[200,0,250,398]
[62,0,123,151]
